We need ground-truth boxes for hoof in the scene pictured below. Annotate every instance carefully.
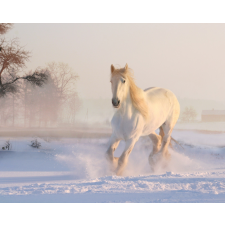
[108,157,119,173]
[115,163,125,176]
[105,154,120,173]
[116,169,123,176]
[149,152,163,170]
[149,150,171,172]
[149,151,163,163]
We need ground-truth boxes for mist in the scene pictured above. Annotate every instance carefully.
[0,62,80,131]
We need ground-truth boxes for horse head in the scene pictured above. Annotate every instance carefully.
[110,64,130,109]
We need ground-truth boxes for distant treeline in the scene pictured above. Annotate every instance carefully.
[0,62,81,128]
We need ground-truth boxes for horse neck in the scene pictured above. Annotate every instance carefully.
[118,90,135,118]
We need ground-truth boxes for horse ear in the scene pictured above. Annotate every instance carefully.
[125,63,128,70]
[111,64,115,73]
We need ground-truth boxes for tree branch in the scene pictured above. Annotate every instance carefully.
[0,23,13,35]
[0,71,48,97]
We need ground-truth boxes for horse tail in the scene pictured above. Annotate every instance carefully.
[159,126,184,150]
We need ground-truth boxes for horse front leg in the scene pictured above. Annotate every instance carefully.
[116,138,137,176]
[105,135,120,171]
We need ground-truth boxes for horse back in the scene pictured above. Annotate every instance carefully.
[144,87,177,101]
[144,86,180,118]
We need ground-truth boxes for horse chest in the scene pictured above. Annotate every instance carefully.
[111,113,142,140]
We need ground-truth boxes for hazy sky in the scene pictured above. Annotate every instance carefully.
[4,24,225,102]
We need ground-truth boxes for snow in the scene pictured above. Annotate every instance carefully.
[0,130,225,202]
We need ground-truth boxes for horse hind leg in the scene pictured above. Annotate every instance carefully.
[161,95,180,159]
[160,100,180,159]
[148,132,162,170]
[159,123,174,160]
[149,132,162,155]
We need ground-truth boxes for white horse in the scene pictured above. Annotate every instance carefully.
[106,64,180,176]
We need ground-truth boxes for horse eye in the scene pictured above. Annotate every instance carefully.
[123,80,126,83]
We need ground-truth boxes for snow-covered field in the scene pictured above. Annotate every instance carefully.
[0,130,225,203]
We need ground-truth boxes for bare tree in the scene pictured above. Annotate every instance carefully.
[0,23,13,52]
[46,62,81,126]
[0,23,48,97]
[0,38,30,84]
[46,62,79,102]
[0,23,13,35]
[180,106,197,122]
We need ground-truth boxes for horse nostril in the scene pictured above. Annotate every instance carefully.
[112,99,115,105]
[112,98,120,106]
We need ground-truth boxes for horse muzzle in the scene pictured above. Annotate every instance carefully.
[112,98,120,108]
